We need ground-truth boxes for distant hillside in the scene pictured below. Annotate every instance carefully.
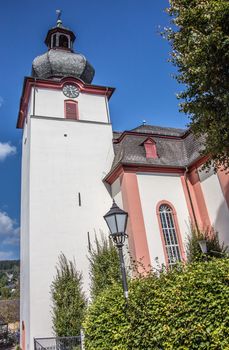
[0,260,19,271]
[0,260,20,300]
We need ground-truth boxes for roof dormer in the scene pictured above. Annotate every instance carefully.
[142,137,158,159]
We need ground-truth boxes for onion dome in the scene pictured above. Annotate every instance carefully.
[32,18,95,84]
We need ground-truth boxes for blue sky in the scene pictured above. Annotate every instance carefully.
[0,0,188,260]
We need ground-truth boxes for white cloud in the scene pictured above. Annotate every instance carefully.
[0,211,14,234]
[0,211,20,247]
[0,142,16,161]
[2,236,20,246]
[0,96,3,108]
[0,251,14,260]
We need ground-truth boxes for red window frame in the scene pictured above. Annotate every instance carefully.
[64,100,79,120]
[143,138,158,159]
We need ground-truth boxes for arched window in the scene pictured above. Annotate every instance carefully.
[59,35,69,48]
[64,100,79,120]
[52,34,57,48]
[157,202,184,266]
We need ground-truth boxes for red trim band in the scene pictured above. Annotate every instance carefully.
[120,173,151,273]
[105,164,185,185]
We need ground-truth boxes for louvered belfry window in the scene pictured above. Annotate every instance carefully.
[65,100,79,120]
[159,204,181,266]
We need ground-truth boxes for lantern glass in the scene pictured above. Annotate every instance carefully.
[198,239,208,254]
[104,215,117,235]
[116,213,127,233]
[104,201,128,239]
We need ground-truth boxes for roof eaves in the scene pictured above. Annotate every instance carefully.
[113,131,187,144]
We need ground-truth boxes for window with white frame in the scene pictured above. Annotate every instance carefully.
[159,204,181,266]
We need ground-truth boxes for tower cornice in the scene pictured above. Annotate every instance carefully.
[17,76,115,129]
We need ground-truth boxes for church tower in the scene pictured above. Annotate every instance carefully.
[18,18,114,349]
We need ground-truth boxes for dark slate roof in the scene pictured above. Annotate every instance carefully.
[184,132,205,165]
[111,124,203,172]
[131,124,186,137]
[32,49,95,84]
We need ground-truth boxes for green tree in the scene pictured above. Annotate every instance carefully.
[51,253,86,336]
[0,286,10,299]
[88,236,121,299]
[165,0,229,170]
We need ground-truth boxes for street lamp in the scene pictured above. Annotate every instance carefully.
[104,200,129,300]
[197,239,226,257]
[198,239,208,254]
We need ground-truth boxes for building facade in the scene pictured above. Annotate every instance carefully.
[18,20,229,350]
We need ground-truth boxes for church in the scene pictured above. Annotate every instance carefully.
[18,18,229,350]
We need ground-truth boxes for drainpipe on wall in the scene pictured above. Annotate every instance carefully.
[105,87,111,124]
[32,77,37,116]
[184,167,200,234]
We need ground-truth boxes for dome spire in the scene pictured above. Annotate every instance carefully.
[32,16,95,83]
[56,9,62,27]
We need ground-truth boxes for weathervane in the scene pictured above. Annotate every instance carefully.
[56,9,62,27]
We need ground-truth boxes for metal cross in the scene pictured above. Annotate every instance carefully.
[56,9,62,21]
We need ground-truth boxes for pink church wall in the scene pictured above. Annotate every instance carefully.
[120,172,151,273]
[217,169,229,210]
[181,168,211,231]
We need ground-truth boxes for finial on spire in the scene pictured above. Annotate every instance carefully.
[56,9,62,27]
[142,120,146,125]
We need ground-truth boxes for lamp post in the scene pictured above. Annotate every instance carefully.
[104,200,129,300]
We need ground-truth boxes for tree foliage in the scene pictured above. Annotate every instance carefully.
[88,236,121,299]
[0,261,20,300]
[84,259,229,349]
[0,260,19,271]
[165,0,229,170]
[51,253,86,337]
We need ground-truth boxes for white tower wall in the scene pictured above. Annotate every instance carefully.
[20,117,31,350]
[20,90,114,349]
[32,87,110,123]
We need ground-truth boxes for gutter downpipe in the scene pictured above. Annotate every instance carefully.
[105,87,111,124]
[184,166,200,234]
[33,77,37,116]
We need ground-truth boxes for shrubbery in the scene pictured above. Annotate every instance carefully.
[88,236,121,299]
[84,259,229,349]
[51,253,86,336]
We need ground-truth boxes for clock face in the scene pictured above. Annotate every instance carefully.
[63,85,79,98]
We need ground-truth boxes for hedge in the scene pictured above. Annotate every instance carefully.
[51,253,86,336]
[83,259,229,349]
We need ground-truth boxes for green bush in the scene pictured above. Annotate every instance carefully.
[51,253,86,336]
[84,259,229,350]
[84,283,129,350]
[88,236,121,299]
